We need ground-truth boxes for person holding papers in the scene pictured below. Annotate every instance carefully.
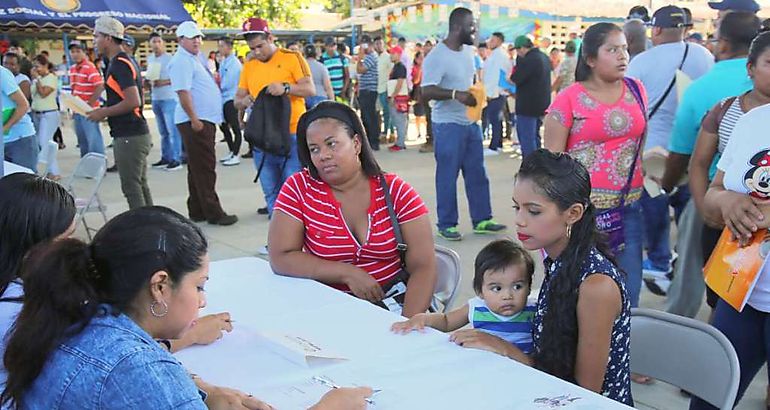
[0,206,371,409]
[68,40,106,157]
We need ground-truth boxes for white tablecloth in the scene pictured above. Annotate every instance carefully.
[175,257,631,410]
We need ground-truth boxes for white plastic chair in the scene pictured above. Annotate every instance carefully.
[63,153,108,240]
[431,245,462,312]
[36,140,59,175]
[630,308,740,410]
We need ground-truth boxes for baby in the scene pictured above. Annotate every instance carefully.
[391,239,535,356]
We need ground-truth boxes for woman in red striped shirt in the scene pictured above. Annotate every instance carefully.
[269,101,437,317]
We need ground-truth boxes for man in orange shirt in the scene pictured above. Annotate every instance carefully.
[234,18,315,223]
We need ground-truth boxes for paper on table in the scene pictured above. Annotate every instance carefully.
[145,62,162,81]
[61,93,94,116]
[259,332,348,367]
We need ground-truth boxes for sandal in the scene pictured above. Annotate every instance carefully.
[631,373,655,385]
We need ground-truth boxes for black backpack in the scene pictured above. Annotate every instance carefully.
[244,87,292,157]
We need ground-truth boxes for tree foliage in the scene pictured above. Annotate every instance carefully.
[322,0,392,18]
[182,0,312,28]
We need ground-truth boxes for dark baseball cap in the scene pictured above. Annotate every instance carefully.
[68,40,85,50]
[650,6,687,28]
[708,0,760,12]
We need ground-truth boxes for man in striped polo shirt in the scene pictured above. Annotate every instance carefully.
[356,35,380,151]
[68,40,105,157]
[320,37,349,103]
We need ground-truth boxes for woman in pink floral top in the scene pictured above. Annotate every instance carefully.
[544,22,648,308]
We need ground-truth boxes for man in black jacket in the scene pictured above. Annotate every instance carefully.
[510,35,552,158]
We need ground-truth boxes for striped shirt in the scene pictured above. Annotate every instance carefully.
[468,297,535,354]
[273,170,429,292]
[320,52,348,96]
[358,52,379,92]
[701,93,748,180]
[69,60,103,108]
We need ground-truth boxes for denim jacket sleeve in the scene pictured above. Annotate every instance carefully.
[99,348,206,409]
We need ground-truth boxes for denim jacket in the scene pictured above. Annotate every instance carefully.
[22,305,206,410]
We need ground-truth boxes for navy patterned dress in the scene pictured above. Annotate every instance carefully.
[533,247,633,406]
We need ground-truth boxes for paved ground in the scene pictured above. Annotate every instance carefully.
[53,110,765,409]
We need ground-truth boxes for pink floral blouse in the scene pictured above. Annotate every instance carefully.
[547,79,648,209]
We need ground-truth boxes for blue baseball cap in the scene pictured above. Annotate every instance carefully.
[650,6,687,28]
[708,0,760,13]
[122,34,136,48]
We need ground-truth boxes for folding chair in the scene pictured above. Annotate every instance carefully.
[630,308,740,410]
[432,245,462,312]
[37,140,59,175]
[63,153,108,240]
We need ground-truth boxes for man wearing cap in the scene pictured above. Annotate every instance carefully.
[320,37,350,102]
[168,21,238,226]
[627,5,714,293]
[356,35,381,151]
[87,16,153,210]
[510,34,551,158]
[709,0,760,35]
[480,32,512,155]
[68,40,106,157]
[387,45,408,151]
[146,32,183,171]
[233,17,315,221]
[422,7,507,241]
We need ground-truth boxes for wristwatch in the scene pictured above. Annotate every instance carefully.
[282,82,291,96]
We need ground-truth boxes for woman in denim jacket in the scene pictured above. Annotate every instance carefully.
[0,206,371,410]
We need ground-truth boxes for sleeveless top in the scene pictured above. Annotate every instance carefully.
[467,297,535,354]
[534,247,633,406]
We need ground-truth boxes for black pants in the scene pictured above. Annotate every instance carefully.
[358,90,380,150]
[702,225,723,308]
[423,99,433,143]
[219,100,242,155]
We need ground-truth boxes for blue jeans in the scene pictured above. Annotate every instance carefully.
[640,190,672,271]
[378,92,394,136]
[32,110,60,175]
[613,201,643,307]
[4,135,39,171]
[252,135,301,217]
[485,96,505,150]
[390,103,408,148]
[433,122,493,230]
[516,115,542,157]
[152,99,182,163]
[73,114,105,157]
[689,300,770,410]
[305,95,328,110]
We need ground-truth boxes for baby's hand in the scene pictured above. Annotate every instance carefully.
[390,313,430,334]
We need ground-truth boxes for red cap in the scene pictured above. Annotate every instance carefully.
[242,17,270,35]
[389,46,403,55]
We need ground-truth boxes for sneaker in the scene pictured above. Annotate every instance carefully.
[219,152,233,163]
[483,148,500,157]
[257,207,269,215]
[152,159,169,168]
[165,161,183,171]
[208,214,238,226]
[474,219,507,234]
[257,245,269,255]
[438,227,463,241]
[642,259,670,281]
[644,277,671,296]
[222,155,241,166]
[388,145,405,152]
[419,143,433,153]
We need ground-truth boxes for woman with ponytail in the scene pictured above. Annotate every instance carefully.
[485,149,632,405]
[0,173,76,385]
[1,206,370,410]
[543,22,647,310]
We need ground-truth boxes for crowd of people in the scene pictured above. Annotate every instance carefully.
[2,0,770,408]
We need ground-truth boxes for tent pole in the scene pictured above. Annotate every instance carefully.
[63,32,72,68]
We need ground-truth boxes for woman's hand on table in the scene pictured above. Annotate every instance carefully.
[391,313,431,334]
[189,312,234,345]
[204,385,273,410]
[343,268,384,303]
[310,387,373,410]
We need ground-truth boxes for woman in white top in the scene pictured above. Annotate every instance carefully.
[30,54,61,180]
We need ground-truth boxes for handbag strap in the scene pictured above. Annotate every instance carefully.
[648,43,689,119]
[618,77,647,208]
[378,174,408,268]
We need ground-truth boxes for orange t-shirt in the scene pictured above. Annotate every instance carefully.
[238,49,311,134]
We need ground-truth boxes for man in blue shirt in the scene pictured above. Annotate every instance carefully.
[147,32,183,171]
[1,65,37,171]
[217,37,243,166]
[169,21,237,226]
[662,11,759,317]
[356,35,380,150]
[320,37,349,102]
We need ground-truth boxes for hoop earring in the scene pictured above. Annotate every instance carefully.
[150,300,169,317]
[566,224,573,239]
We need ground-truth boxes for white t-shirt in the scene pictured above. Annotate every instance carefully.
[481,47,512,99]
[717,103,770,312]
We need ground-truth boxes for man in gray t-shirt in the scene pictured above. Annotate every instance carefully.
[421,7,506,241]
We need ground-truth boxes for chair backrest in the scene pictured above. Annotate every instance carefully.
[71,153,108,180]
[63,153,107,212]
[630,308,740,410]
[432,245,462,312]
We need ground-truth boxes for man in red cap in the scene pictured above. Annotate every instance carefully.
[387,45,408,152]
[234,17,315,247]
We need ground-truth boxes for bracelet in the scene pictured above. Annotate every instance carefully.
[451,89,457,100]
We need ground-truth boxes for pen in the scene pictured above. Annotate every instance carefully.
[312,376,375,405]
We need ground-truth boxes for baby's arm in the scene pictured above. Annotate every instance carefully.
[391,304,470,333]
